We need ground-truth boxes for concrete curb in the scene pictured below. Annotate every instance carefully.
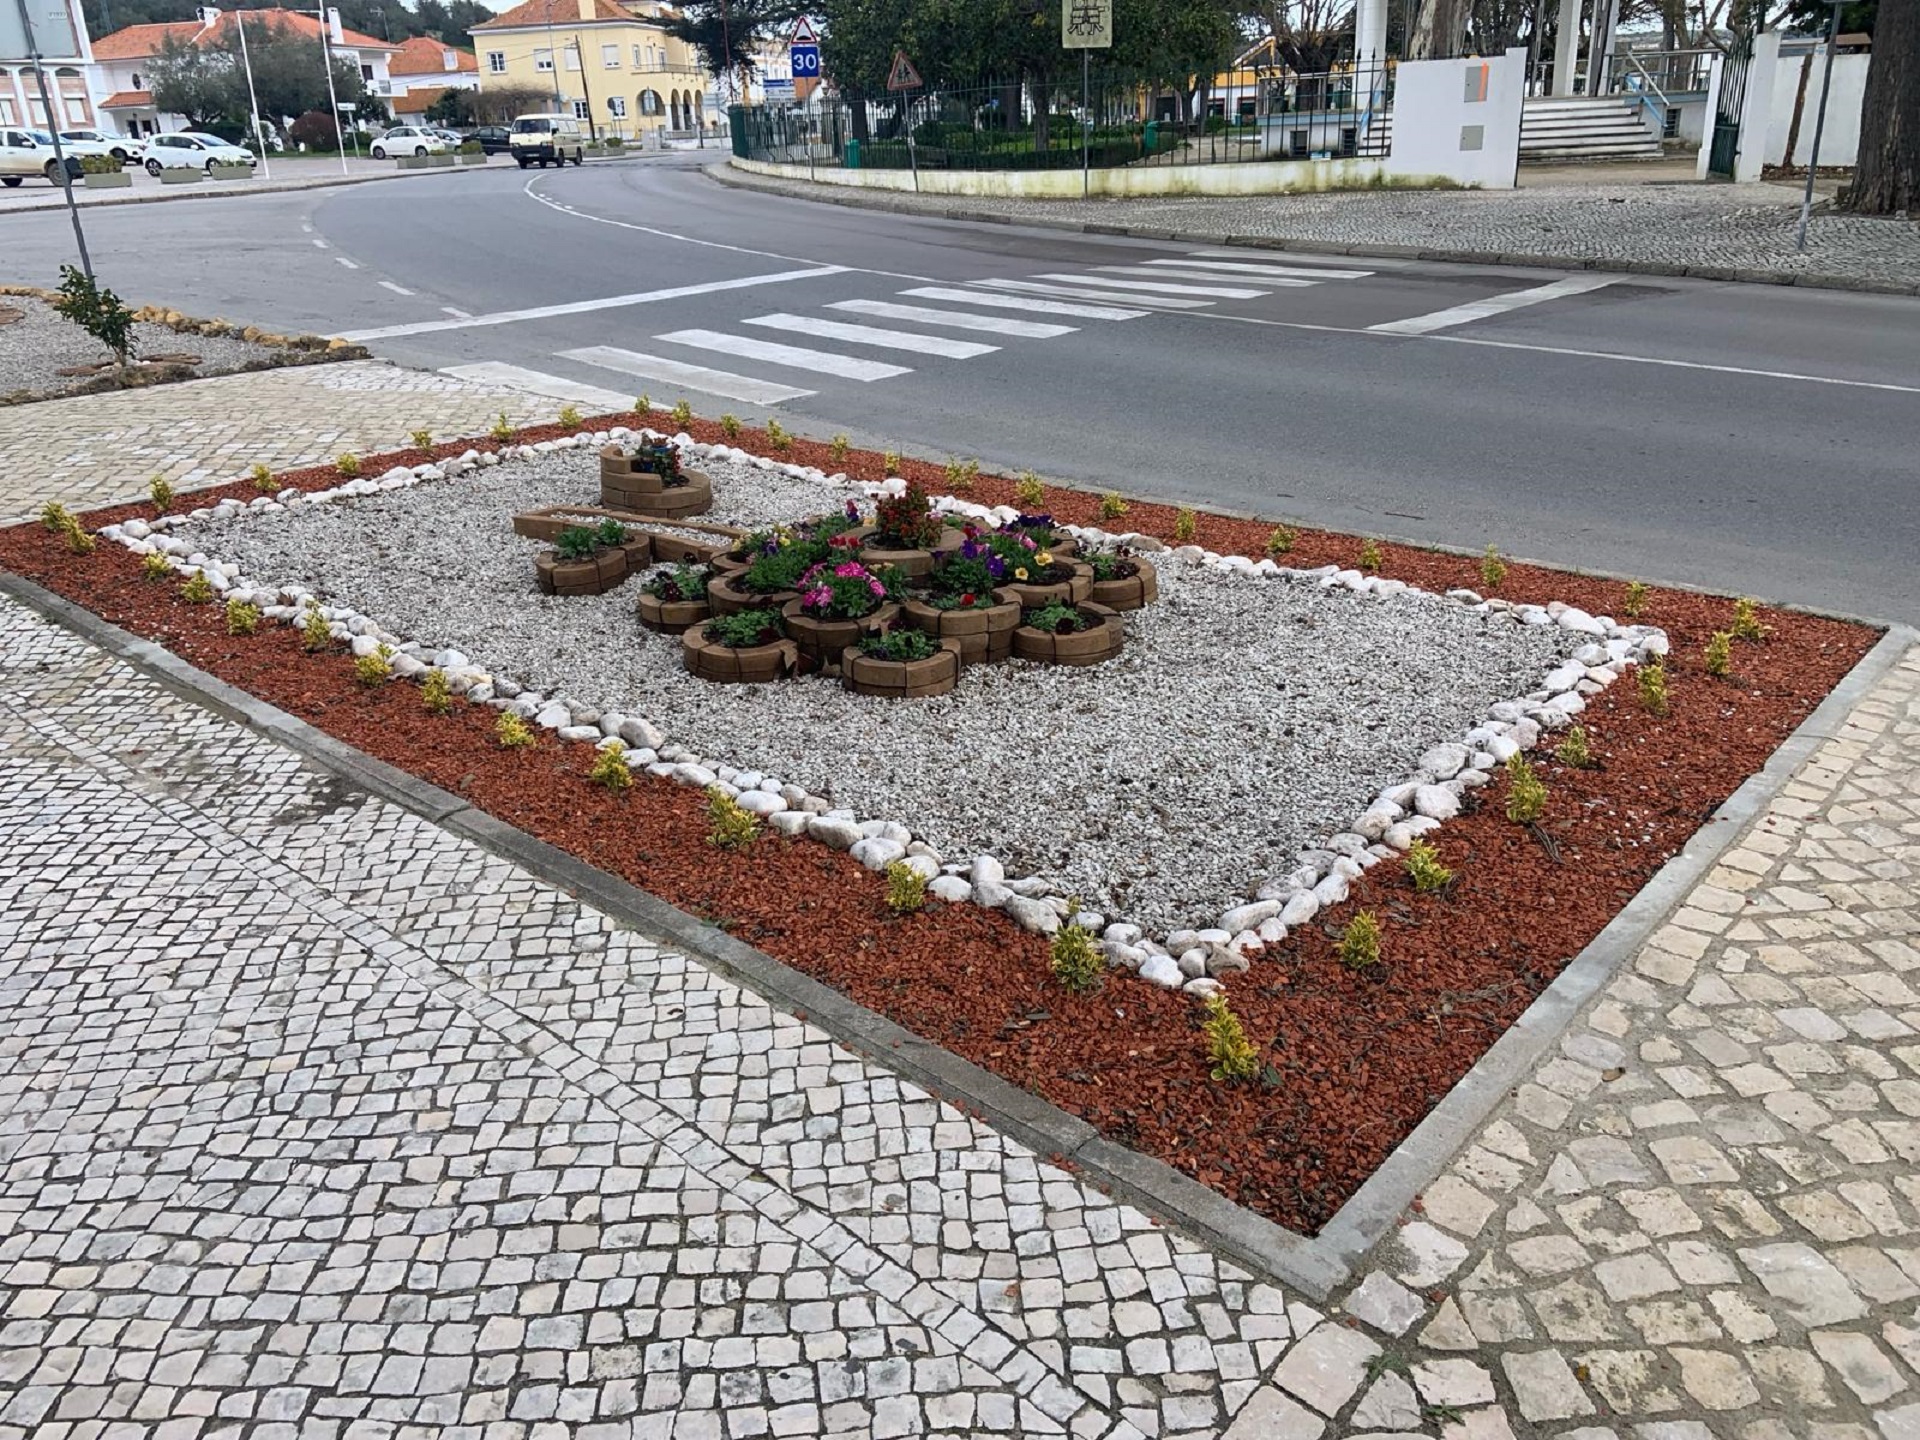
[0,151,668,215]
[1,569,1902,1301]
[705,163,1920,299]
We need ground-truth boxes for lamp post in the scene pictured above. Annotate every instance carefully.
[542,0,563,110]
[11,0,92,279]
[1795,0,1844,253]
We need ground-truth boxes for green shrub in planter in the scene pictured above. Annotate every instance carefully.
[458,140,487,164]
[80,154,132,188]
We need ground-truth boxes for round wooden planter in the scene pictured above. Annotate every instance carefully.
[1000,560,1094,610]
[899,589,1022,664]
[780,600,900,670]
[1011,603,1125,667]
[682,628,800,683]
[840,638,964,698]
[707,573,799,617]
[599,448,713,518]
[535,545,629,596]
[637,592,712,634]
[710,551,752,579]
[1087,557,1158,612]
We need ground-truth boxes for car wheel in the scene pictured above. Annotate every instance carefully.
[570,149,583,166]
[415,146,426,157]
[204,159,215,174]
[112,148,128,166]
[45,160,67,185]
[515,157,529,169]
[371,145,386,159]
[145,158,162,177]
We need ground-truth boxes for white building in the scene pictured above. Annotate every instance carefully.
[88,6,395,139]
[0,0,107,134]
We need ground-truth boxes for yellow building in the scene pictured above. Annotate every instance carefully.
[472,0,713,140]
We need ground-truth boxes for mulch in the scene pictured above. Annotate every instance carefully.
[0,409,1876,1235]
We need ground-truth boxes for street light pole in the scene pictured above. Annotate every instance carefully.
[234,11,272,179]
[1795,0,1844,253]
[316,7,349,175]
[543,0,563,110]
[12,0,91,278]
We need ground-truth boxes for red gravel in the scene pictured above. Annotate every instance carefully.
[2,410,1876,1234]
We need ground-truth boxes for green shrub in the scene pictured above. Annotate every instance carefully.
[224,599,260,635]
[148,475,176,513]
[409,428,433,451]
[1705,630,1732,678]
[720,413,742,439]
[1359,537,1384,572]
[828,434,851,465]
[353,643,393,687]
[1173,507,1197,543]
[1265,525,1295,556]
[1015,471,1044,507]
[1099,491,1129,521]
[1203,993,1258,1082]
[1622,580,1649,617]
[1404,841,1452,894]
[1556,724,1595,769]
[557,404,583,430]
[1479,544,1507,590]
[707,787,760,848]
[671,400,693,427]
[39,500,72,532]
[1339,910,1382,968]
[1638,660,1669,715]
[590,740,631,792]
[1050,921,1103,993]
[250,462,276,492]
[496,711,535,747]
[140,550,171,580]
[300,604,332,651]
[884,860,926,913]
[765,418,791,453]
[180,572,214,603]
[489,413,514,442]
[1504,753,1547,823]
[335,453,361,479]
[422,667,452,714]
[53,263,135,366]
[1732,597,1769,642]
[58,515,95,555]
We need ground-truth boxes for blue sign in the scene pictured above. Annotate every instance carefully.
[789,43,820,78]
[765,78,795,98]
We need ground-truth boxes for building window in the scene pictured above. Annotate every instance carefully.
[0,99,14,125]
[571,99,588,120]
[361,64,373,82]
[632,44,642,67]
[564,46,581,71]
[608,95,626,117]
[602,43,619,68]
[65,96,88,123]
[639,90,660,115]
[487,51,506,73]
[534,48,553,71]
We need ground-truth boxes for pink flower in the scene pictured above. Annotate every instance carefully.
[1020,534,1037,551]
[867,580,884,597]
[834,561,864,579]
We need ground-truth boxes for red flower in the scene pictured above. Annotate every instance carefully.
[959,592,975,606]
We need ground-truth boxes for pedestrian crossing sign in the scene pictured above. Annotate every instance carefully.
[886,50,922,92]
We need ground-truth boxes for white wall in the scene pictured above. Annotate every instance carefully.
[1388,47,1527,190]
[1764,50,1868,168]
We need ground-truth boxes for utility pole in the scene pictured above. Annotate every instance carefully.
[543,0,563,109]
[316,6,349,175]
[11,0,92,279]
[571,35,595,138]
[1796,0,1844,252]
[234,9,272,179]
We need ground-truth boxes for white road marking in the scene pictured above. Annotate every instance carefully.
[441,306,472,318]
[655,329,912,382]
[440,363,642,413]
[310,237,328,249]
[1188,247,1405,270]
[1149,257,1375,280]
[335,256,360,270]
[561,346,814,404]
[378,280,415,296]
[902,286,1147,320]
[336,266,848,341]
[1368,275,1618,335]
[974,279,1214,310]
[1093,265,1310,289]
[1030,272,1266,299]
[743,313,998,359]
[830,299,1075,338]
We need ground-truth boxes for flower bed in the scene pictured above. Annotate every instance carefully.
[532,518,642,596]
[636,564,712,633]
[1010,600,1125,666]
[7,406,1874,1234]
[781,559,901,670]
[1086,548,1158,612]
[683,608,798,683]
[842,627,963,698]
[599,437,713,519]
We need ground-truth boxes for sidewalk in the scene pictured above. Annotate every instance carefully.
[712,164,1920,296]
[4,370,1920,1437]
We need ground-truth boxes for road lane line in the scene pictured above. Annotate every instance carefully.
[655,329,912,382]
[441,306,471,318]
[1091,265,1311,290]
[335,256,360,270]
[1030,272,1266,299]
[975,279,1214,310]
[900,287,1147,320]
[1368,275,1618,335]
[743,314,998,359]
[1188,247,1407,270]
[378,281,415,296]
[1153,258,1375,280]
[440,363,645,413]
[829,300,1076,338]
[561,346,814,404]
[336,266,849,341]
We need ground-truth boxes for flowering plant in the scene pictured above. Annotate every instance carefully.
[1086,545,1140,582]
[859,626,938,662]
[1002,512,1063,548]
[872,481,941,549]
[644,563,708,602]
[705,609,784,648]
[984,527,1064,586]
[797,560,898,619]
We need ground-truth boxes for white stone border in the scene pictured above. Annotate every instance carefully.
[100,429,1669,1002]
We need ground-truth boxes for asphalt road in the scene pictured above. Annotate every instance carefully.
[5,152,1917,622]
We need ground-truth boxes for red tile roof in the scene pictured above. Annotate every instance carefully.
[91,9,394,61]
[392,84,458,115]
[474,0,635,31]
[99,90,153,108]
[389,35,479,77]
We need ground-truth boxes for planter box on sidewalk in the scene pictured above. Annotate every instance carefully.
[82,171,133,189]
[158,169,202,185]
[394,155,430,170]
[210,164,253,181]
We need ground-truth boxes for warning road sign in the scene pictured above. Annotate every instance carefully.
[886,49,922,92]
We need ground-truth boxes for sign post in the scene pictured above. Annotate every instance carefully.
[886,48,922,192]
[1795,0,1844,253]
[5,0,91,279]
[1061,0,1111,198]
[788,16,820,103]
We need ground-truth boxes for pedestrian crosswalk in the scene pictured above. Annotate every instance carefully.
[451,248,1377,410]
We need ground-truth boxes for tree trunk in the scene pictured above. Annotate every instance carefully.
[1410,0,1471,60]
[1848,0,1917,213]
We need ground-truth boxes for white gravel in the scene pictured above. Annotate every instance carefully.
[171,446,1579,933]
[0,296,301,402]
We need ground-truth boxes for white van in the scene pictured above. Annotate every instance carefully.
[509,113,585,169]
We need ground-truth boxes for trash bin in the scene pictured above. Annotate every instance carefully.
[1143,120,1157,154]
[844,138,861,169]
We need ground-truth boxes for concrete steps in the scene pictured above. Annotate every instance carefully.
[1520,96,1663,161]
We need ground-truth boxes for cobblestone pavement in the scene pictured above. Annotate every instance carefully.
[0,361,552,524]
[719,168,1920,292]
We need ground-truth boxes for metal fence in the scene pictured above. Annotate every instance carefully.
[732,63,1394,174]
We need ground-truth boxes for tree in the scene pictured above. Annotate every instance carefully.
[472,83,552,124]
[146,15,375,136]
[666,0,805,81]
[1847,0,1913,212]
[1408,0,1471,59]
[426,88,477,126]
[148,33,243,129]
[1246,0,1351,74]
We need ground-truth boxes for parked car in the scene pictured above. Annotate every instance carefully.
[469,125,512,154]
[429,127,464,148]
[60,127,142,165]
[370,125,450,159]
[0,126,82,185]
[509,113,584,168]
[143,132,258,175]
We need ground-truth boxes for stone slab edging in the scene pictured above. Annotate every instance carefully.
[3,574,1905,1303]
[705,162,1920,299]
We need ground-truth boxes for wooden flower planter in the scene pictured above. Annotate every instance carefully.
[841,638,964,698]
[899,589,1022,664]
[708,573,799,617]
[514,505,742,560]
[682,628,800,684]
[637,592,712,634]
[1088,557,1159,612]
[781,600,901,670]
[858,539,937,581]
[599,447,714,519]
[1011,603,1125,667]
[1000,560,1094,610]
[535,545,630,596]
